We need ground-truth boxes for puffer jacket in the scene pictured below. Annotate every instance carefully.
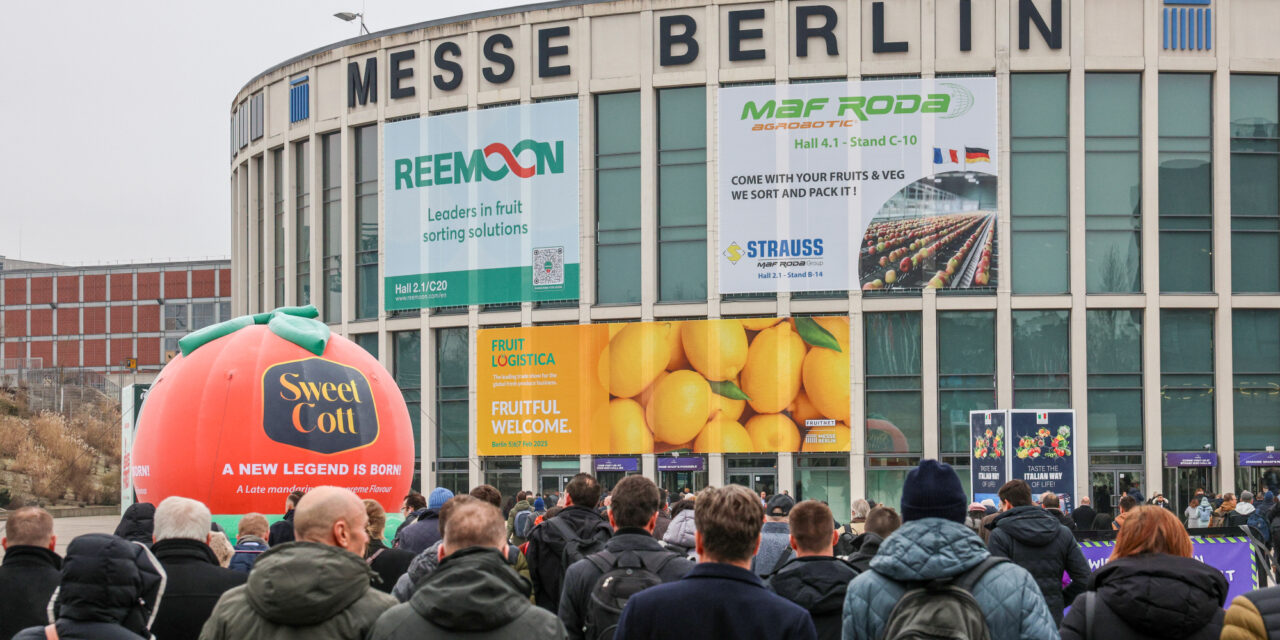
[197,541,396,639]
[1226,501,1257,529]
[768,556,859,640]
[661,508,697,559]
[841,518,1056,640]
[1060,553,1227,640]
[1221,585,1280,640]
[369,547,566,640]
[1196,499,1213,528]
[391,539,530,602]
[113,503,156,545]
[986,505,1090,624]
[12,533,165,640]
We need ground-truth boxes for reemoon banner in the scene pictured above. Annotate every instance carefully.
[383,100,580,309]
[1009,409,1076,513]
[717,77,999,294]
[970,410,1006,505]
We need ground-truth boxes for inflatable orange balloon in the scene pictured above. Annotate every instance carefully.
[130,306,413,528]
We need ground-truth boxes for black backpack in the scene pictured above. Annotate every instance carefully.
[834,523,859,557]
[548,516,611,569]
[879,556,1007,640]
[583,549,677,640]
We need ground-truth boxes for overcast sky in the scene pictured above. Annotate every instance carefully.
[0,0,525,266]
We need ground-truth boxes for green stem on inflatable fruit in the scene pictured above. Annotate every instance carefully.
[177,305,331,357]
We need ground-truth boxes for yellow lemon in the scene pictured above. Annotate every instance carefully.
[608,398,654,453]
[681,319,748,382]
[745,413,801,452]
[709,377,747,422]
[740,317,782,331]
[741,321,806,414]
[598,322,674,398]
[645,370,712,445]
[693,413,753,453]
[667,325,692,371]
[636,370,670,408]
[802,343,851,422]
[787,389,824,428]
[801,422,851,453]
[812,316,850,349]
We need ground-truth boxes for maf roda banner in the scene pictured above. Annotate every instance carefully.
[1009,409,1076,512]
[383,100,580,309]
[718,77,998,294]
[970,410,1006,505]
[478,317,854,455]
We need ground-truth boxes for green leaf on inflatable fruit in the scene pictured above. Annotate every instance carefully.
[177,305,329,357]
[795,316,842,352]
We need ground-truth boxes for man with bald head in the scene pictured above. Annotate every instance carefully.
[199,486,396,640]
[370,498,566,639]
[1,506,61,639]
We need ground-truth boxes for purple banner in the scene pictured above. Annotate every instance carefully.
[594,457,639,472]
[657,457,704,472]
[1239,451,1280,466]
[1076,535,1257,604]
[1165,452,1219,467]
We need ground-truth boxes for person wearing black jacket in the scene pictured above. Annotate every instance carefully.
[767,500,859,640]
[268,490,303,545]
[527,473,612,613]
[148,497,247,640]
[559,476,692,640]
[1071,497,1097,531]
[844,506,900,573]
[0,507,62,640]
[1060,506,1227,640]
[364,499,415,594]
[1040,492,1076,530]
[986,480,1090,625]
[114,502,156,545]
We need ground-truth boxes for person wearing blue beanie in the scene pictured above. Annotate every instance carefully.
[427,487,454,511]
[533,496,546,512]
[900,458,968,523]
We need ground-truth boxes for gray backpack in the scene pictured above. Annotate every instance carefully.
[879,556,1007,640]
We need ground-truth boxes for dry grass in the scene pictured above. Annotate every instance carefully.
[0,397,121,506]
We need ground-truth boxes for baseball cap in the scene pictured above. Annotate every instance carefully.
[766,493,795,517]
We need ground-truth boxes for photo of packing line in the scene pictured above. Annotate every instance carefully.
[859,171,998,290]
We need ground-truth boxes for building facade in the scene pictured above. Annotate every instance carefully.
[229,0,1280,518]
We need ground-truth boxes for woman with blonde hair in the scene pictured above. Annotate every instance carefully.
[363,499,415,593]
[1059,505,1228,639]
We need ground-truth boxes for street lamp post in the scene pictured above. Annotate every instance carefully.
[334,11,369,35]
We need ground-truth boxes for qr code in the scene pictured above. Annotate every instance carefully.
[532,247,564,286]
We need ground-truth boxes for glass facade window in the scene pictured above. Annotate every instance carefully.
[937,311,996,454]
[436,328,469,460]
[272,148,285,307]
[866,457,918,511]
[1012,310,1070,408]
[321,132,342,323]
[1086,309,1143,450]
[1233,310,1280,449]
[1160,309,1215,450]
[436,460,470,496]
[596,92,642,305]
[1231,75,1280,292]
[1086,74,1142,293]
[354,126,379,319]
[163,304,187,331]
[484,459,523,501]
[1159,74,1214,293]
[865,312,922,454]
[218,301,231,322]
[1011,74,1069,294]
[255,155,264,313]
[393,330,422,471]
[353,332,379,359]
[191,303,216,331]
[295,139,311,306]
[795,456,850,521]
[657,87,708,302]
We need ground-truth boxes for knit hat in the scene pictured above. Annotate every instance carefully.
[900,459,967,523]
[1241,490,1255,502]
[533,496,546,511]
[427,487,454,510]
[968,502,986,512]
[1266,491,1275,503]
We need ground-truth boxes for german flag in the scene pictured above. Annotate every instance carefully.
[964,147,990,163]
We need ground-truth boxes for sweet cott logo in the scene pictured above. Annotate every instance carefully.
[393,139,565,189]
[262,358,380,454]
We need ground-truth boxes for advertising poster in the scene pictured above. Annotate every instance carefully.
[1077,535,1258,604]
[717,78,998,294]
[383,100,580,309]
[1009,409,1076,512]
[477,317,853,455]
[129,307,413,534]
[120,383,150,510]
[969,410,1006,505]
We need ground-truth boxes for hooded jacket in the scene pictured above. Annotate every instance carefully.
[149,537,246,640]
[197,541,396,640]
[844,532,884,574]
[507,499,534,545]
[113,503,156,545]
[1194,498,1213,528]
[1221,584,1280,640]
[1226,501,1257,529]
[841,518,1057,640]
[652,509,673,541]
[391,538,530,602]
[13,533,165,640]
[661,508,697,559]
[526,505,613,612]
[985,505,1091,624]
[0,545,63,640]
[228,534,268,573]
[393,509,442,555]
[768,556,859,640]
[1060,553,1228,640]
[369,547,566,640]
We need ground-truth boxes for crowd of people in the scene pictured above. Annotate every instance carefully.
[5,460,1280,639]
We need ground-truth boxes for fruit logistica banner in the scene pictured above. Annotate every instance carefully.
[383,100,580,309]
[477,317,854,455]
[718,77,998,294]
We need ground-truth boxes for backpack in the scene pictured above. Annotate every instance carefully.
[834,523,859,557]
[582,549,677,640]
[514,508,538,539]
[879,556,1008,640]
[1248,510,1271,545]
[548,516,611,568]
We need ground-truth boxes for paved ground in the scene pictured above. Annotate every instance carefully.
[1,515,119,558]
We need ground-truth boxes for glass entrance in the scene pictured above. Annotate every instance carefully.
[659,455,708,499]
[727,472,777,496]
[538,458,580,505]
[1089,468,1143,517]
[726,455,779,497]
[1236,463,1280,497]
[1163,466,1215,521]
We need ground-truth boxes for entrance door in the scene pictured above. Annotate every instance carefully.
[1163,466,1215,520]
[1089,469,1144,517]
[727,472,777,497]
[539,474,575,501]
